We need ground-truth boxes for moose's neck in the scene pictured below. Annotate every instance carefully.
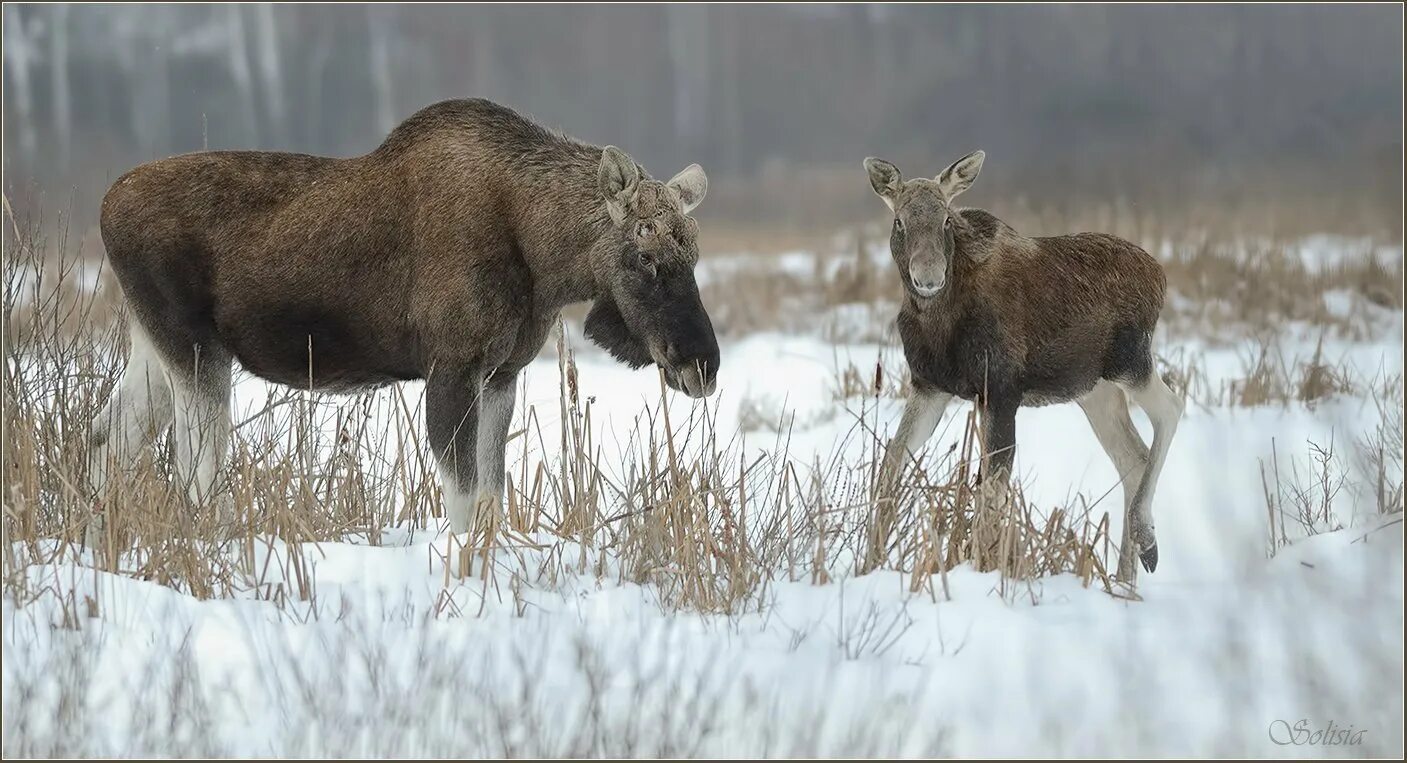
[511,151,613,313]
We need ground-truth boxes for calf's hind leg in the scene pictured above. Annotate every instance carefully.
[1120,369,1183,574]
[1077,380,1150,582]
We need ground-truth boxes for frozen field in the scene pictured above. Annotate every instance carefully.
[3,237,1403,757]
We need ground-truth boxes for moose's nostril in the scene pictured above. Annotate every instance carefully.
[912,276,943,297]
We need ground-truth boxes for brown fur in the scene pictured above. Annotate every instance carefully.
[904,210,1166,406]
[866,152,1176,577]
[95,98,719,533]
[100,99,716,389]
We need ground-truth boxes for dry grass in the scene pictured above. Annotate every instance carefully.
[1357,375,1405,518]
[861,403,1120,601]
[1261,437,1348,558]
[1260,372,1405,559]
[2,202,1123,632]
[829,347,911,401]
[1158,236,1402,341]
[704,164,1403,252]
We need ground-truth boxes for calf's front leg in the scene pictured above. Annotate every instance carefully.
[865,387,951,573]
[977,393,1019,506]
[879,387,952,490]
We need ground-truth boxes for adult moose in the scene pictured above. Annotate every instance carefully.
[89,98,720,539]
[863,151,1182,582]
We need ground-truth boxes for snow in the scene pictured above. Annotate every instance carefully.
[4,240,1404,756]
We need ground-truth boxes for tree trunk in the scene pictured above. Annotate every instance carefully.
[2,6,39,161]
[225,5,259,146]
[49,4,72,170]
[367,5,397,136]
[254,3,287,147]
[666,5,710,160]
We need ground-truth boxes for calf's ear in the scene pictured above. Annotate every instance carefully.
[936,150,985,201]
[863,157,902,211]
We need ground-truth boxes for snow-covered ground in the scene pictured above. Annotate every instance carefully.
[4,238,1403,757]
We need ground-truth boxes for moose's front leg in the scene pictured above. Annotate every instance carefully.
[473,368,518,532]
[427,364,483,535]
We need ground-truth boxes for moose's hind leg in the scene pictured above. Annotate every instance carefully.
[474,370,518,533]
[167,341,233,516]
[89,322,175,488]
[87,321,175,547]
[427,365,483,536]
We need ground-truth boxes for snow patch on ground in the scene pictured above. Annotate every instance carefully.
[5,328,1403,756]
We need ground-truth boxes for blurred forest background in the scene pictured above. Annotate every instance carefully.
[2,3,1402,244]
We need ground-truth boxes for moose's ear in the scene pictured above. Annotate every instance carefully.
[599,146,641,225]
[936,150,985,201]
[863,157,902,211]
[666,164,708,214]
[584,296,653,369]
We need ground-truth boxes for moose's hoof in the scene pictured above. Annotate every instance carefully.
[1139,543,1159,573]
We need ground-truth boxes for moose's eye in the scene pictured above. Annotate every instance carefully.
[636,221,655,238]
[893,217,905,233]
[638,252,658,277]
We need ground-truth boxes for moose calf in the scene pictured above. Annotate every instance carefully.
[89,98,721,541]
[864,150,1182,581]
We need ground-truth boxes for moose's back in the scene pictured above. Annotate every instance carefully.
[95,100,557,391]
[99,148,424,389]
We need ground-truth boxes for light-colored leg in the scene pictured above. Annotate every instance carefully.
[438,463,477,536]
[879,388,953,489]
[864,388,952,573]
[87,323,175,547]
[1078,380,1151,582]
[474,372,518,532]
[88,323,175,493]
[1120,371,1183,573]
[426,366,482,536]
[169,346,232,513]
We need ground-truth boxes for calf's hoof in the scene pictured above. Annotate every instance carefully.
[1139,542,1159,573]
